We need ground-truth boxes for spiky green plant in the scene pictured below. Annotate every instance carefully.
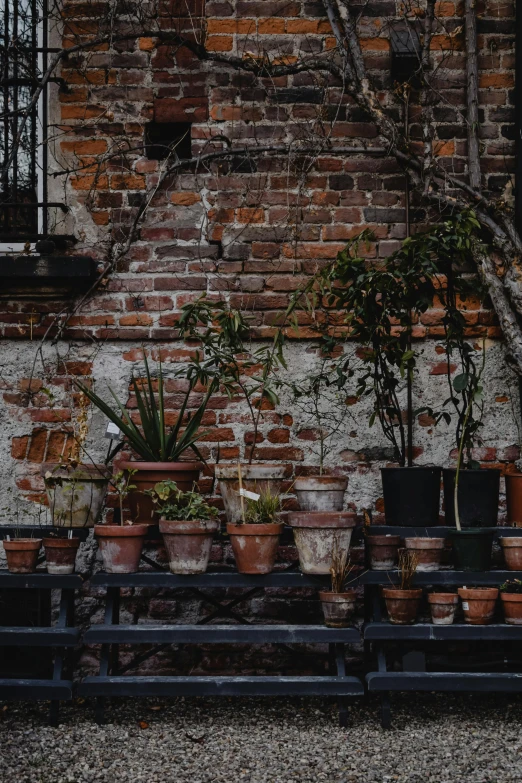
[244,486,281,525]
[76,351,213,463]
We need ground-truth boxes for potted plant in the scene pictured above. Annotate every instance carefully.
[319,546,358,628]
[458,586,498,625]
[427,592,459,625]
[365,533,401,571]
[382,550,422,624]
[226,476,283,574]
[42,388,110,528]
[176,297,288,523]
[3,531,42,574]
[146,480,220,574]
[286,355,351,511]
[95,470,148,573]
[77,351,214,523]
[444,340,495,571]
[404,537,446,572]
[43,526,81,575]
[500,579,522,625]
[499,537,522,570]
[288,509,357,575]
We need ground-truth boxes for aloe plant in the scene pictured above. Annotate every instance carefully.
[76,352,213,463]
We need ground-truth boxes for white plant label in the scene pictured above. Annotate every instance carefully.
[105,421,123,440]
[239,488,260,502]
[462,602,469,611]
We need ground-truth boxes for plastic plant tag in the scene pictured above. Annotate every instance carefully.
[105,421,123,440]
[239,488,260,502]
[462,601,469,611]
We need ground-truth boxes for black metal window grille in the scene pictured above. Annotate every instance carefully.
[0,0,48,243]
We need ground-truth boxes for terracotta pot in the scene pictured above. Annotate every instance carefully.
[319,589,357,628]
[404,537,446,572]
[501,592,522,625]
[499,537,522,570]
[159,518,220,574]
[216,464,287,525]
[226,523,283,574]
[505,474,522,527]
[294,476,347,512]
[382,588,422,625]
[3,539,42,574]
[43,537,80,575]
[366,535,401,571]
[94,524,148,573]
[42,463,110,528]
[287,512,357,575]
[119,461,202,524]
[458,587,498,625]
[427,593,458,625]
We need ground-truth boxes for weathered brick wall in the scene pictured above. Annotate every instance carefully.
[0,0,518,672]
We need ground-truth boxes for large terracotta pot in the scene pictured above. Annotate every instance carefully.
[226,522,283,574]
[499,537,522,570]
[404,537,446,572]
[366,535,401,570]
[95,524,148,573]
[428,593,458,625]
[42,463,110,528]
[294,476,347,512]
[287,512,357,575]
[458,587,498,625]
[501,592,522,625]
[119,461,202,523]
[319,589,357,628]
[3,539,42,574]
[43,537,80,575]
[382,587,422,625]
[216,464,287,524]
[506,474,522,527]
[159,518,220,574]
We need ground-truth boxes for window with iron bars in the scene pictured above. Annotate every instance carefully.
[0,0,54,250]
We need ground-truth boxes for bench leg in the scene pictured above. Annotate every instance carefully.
[335,643,349,728]
[380,693,391,729]
[49,700,59,727]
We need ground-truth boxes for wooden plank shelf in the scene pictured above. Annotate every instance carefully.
[0,627,79,646]
[361,570,521,585]
[0,679,73,700]
[364,622,522,641]
[79,675,364,698]
[366,672,522,692]
[0,572,83,588]
[84,624,360,645]
[90,571,329,589]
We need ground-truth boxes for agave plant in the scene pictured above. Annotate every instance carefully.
[76,352,213,463]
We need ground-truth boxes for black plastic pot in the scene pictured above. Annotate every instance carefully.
[381,467,442,526]
[450,528,494,572]
[443,469,500,528]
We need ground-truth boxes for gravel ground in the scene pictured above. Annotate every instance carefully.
[0,694,521,783]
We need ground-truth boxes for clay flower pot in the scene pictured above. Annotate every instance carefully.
[42,463,110,528]
[294,476,347,512]
[216,464,287,525]
[458,587,498,625]
[3,539,42,574]
[43,537,80,575]
[160,518,220,574]
[428,593,458,625]
[499,538,522,571]
[119,461,202,524]
[366,535,401,571]
[319,589,357,628]
[501,592,522,625]
[505,474,522,527]
[382,588,422,625]
[288,512,357,575]
[95,524,148,573]
[404,537,446,572]
[226,523,283,574]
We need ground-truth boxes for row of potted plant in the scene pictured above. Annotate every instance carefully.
[366,532,522,573]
